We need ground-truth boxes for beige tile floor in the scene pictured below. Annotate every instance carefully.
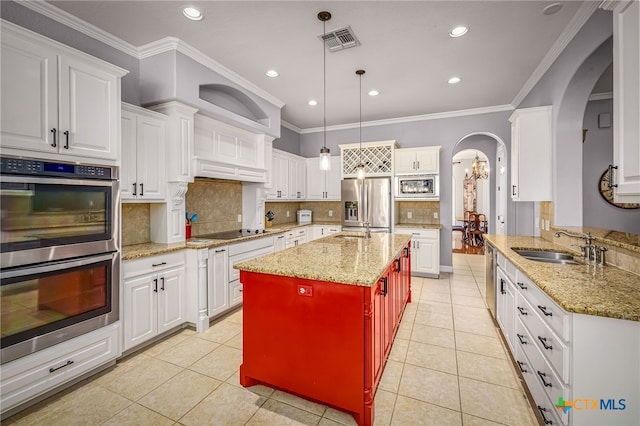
[5,253,538,426]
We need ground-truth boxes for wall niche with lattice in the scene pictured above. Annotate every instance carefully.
[339,140,398,178]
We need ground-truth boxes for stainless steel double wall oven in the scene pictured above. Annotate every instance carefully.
[0,157,120,364]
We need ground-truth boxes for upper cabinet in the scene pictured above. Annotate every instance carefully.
[306,156,341,200]
[340,141,398,178]
[267,149,306,201]
[0,22,127,165]
[612,1,640,202]
[395,147,440,174]
[193,114,272,182]
[509,106,552,202]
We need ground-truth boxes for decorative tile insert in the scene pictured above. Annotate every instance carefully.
[122,203,151,246]
[186,178,242,236]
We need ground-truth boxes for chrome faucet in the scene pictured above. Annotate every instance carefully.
[553,230,606,265]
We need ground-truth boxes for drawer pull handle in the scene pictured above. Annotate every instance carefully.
[215,249,226,253]
[517,282,527,290]
[152,262,167,267]
[537,305,553,316]
[537,406,553,425]
[517,306,528,316]
[49,360,74,373]
[517,333,528,345]
[538,336,553,350]
[537,371,552,387]
[382,276,388,296]
[500,278,506,295]
[516,360,528,373]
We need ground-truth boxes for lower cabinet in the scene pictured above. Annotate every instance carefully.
[311,225,341,241]
[123,251,186,352]
[0,323,119,416]
[401,228,440,277]
[273,233,286,251]
[208,246,229,318]
[285,227,308,248]
[494,252,640,426]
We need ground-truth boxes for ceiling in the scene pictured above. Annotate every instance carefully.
[49,1,592,131]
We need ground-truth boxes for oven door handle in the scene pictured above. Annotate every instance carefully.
[1,175,115,187]
[0,253,115,279]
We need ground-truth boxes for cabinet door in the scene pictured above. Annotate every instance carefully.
[157,266,185,334]
[268,154,289,199]
[325,157,343,200]
[208,248,229,317]
[394,150,417,173]
[289,159,306,199]
[58,55,119,160]
[306,158,326,200]
[135,114,166,200]
[496,268,515,352]
[413,237,438,275]
[372,277,385,386]
[120,109,138,200]
[0,33,58,154]
[123,273,157,351]
[613,1,640,202]
[273,234,286,252]
[415,149,439,173]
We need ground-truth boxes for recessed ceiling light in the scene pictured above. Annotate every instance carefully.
[266,70,279,78]
[182,7,203,21]
[449,26,468,38]
[448,77,462,84]
[368,90,380,97]
[308,100,318,106]
[543,3,563,15]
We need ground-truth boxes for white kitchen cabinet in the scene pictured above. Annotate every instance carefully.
[285,227,308,248]
[508,106,552,201]
[123,251,186,352]
[121,104,167,202]
[0,22,126,165]
[227,237,274,310]
[394,147,440,174]
[0,323,119,416]
[268,149,306,200]
[612,1,640,202]
[402,228,440,277]
[289,157,306,200]
[193,114,270,182]
[493,249,640,426]
[208,246,229,318]
[273,233,287,251]
[311,225,342,240]
[306,156,342,200]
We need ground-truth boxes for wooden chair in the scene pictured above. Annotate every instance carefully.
[463,210,476,243]
[468,212,485,246]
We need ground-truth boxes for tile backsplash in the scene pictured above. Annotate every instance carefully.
[265,202,300,226]
[396,201,440,225]
[186,178,242,236]
[122,203,151,246]
[299,201,342,224]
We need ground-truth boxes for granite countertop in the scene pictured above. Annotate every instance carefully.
[395,223,441,230]
[234,232,412,287]
[484,235,640,322]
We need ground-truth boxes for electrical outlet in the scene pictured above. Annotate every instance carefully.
[407,212,412,219]
[328,210,333,217]
[237,214,242,223]
[286,211,290,218]
[544,219,550,231]
[433,212,438,219]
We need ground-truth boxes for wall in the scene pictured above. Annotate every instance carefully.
[1,0,141,105]
[274,126,301,155]
[298,110,515,269]
[185,178,242,236]
[582,99,640,234]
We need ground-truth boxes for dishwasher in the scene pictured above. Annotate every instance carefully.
[485,243,497,318]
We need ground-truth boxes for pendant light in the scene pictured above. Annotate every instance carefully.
[318,11,331,171]
[355,69,366,180]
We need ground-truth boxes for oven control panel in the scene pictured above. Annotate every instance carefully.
[1,157,112,179]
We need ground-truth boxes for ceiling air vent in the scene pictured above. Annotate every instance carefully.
[319,26,360,52]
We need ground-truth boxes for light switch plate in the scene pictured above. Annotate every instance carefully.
[286,211,290,217]
[328,210,333,217]
[433,212,438,219]
[407,212,412,219]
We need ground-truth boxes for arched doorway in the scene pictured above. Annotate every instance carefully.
[451,133,508,255]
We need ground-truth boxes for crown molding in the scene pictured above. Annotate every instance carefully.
[298,104,514,134]
[18,0,139,57]
[511,0,600,108]
[280,120,302,133]
[589,91,613,101]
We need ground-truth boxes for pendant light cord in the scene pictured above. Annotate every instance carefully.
[323,19,327,151]
[359,72,362,166]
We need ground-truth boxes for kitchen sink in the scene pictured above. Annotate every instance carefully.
[334,234,367,240]
[512,248,582,265]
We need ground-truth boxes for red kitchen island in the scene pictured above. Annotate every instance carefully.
[234,232,411,426]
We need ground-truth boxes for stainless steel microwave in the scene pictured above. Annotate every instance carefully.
[395,174,439,199]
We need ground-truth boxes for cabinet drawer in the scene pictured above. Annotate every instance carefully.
[229,280,243,307]
[516,318,569,425]
[124,251,185,278]
[1,324,119,413]
[515,343,564,426]
[229,246,274,282]
[515,272,570,341]
[516,293,569,383]
[228,236,274,256]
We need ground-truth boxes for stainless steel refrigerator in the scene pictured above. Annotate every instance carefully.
[341,177,391,233]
